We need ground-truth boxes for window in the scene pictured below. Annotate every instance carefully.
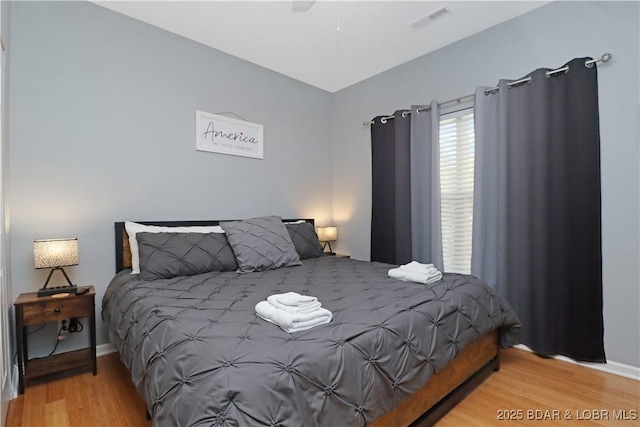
[439,109,475,274]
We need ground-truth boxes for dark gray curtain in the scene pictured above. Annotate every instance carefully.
[472,58,605,362]
[371,111,412,265]
[371,104,443,268]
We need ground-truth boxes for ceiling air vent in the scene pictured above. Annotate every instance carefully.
[409,6,450,28]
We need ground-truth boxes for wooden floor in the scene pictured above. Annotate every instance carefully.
[6,348,639,427]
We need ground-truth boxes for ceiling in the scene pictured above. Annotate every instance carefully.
[93,1,550,93]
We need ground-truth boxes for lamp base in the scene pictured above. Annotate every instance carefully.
[38,267,76,297]
[322,241,335,255]
[38,285,77,298]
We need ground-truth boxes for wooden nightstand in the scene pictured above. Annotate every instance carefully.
[326,253,350,259]
[14,286,97,394]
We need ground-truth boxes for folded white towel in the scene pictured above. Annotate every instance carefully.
[388,267,442,285]
[261,315,332,333]
[267,295,322,314]
[273,292,318,308]
[400,261,437,274]
[255,301,332,333]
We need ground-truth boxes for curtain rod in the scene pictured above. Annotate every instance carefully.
[363,53,613,127]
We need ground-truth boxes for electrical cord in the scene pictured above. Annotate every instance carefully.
[68,318,84,333]
[28,324,65,360]
[15,319,86,363]
[28,323,47,336]
[13,323,47,365]
[45,326,63,357]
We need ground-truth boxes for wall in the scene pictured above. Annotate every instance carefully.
[331,1,640,367]
[8,1,332,352]
[1,0,13,415]
[8,1,639,369]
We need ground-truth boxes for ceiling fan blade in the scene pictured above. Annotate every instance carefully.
[292,0,316,13]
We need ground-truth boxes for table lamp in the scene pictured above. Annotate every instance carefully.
[34,238,78,297]
[316,226,337,255]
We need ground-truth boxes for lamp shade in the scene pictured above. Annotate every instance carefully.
[34,238,78,269]
[316,226,338,243]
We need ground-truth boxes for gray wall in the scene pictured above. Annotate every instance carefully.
[2,0,14,409]
[7,1,639,368]
[330,1,640,367]
[8,1,332,352]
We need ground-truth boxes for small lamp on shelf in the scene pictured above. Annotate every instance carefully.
[34,238,78,297]
[316,226,338,255]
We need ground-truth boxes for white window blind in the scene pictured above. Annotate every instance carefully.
[439,109,475,274]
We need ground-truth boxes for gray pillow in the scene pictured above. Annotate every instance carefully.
[286,222,324,259]
[220,216,301,273]
[137,232,238,281]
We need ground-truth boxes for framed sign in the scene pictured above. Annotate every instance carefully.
[196,111,264,159]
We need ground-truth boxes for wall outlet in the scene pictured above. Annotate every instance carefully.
[58,319,69,335]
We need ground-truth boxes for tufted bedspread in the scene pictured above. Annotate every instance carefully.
[102,256,520,427]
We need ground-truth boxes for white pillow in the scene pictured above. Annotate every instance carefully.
[124,221,224,274]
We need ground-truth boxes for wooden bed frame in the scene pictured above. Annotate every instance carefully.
[114,220,500,426]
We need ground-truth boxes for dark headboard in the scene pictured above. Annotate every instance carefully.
[114,219,315,273]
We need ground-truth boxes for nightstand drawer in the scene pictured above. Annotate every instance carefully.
[21,297,92,325]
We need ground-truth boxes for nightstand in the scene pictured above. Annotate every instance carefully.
[326,253,350,259]
[14,286,97,394]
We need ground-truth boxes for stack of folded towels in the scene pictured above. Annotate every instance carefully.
[255,292,332,333]
[388,261,442,285]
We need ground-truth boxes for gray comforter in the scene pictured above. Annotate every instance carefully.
[102,257,520,427]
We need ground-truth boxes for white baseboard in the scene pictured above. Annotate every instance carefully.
[9,364,17,401]
[96,343,117,358]
[514,344,640,381]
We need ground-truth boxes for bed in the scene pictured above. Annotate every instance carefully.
[102,218,520,426]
